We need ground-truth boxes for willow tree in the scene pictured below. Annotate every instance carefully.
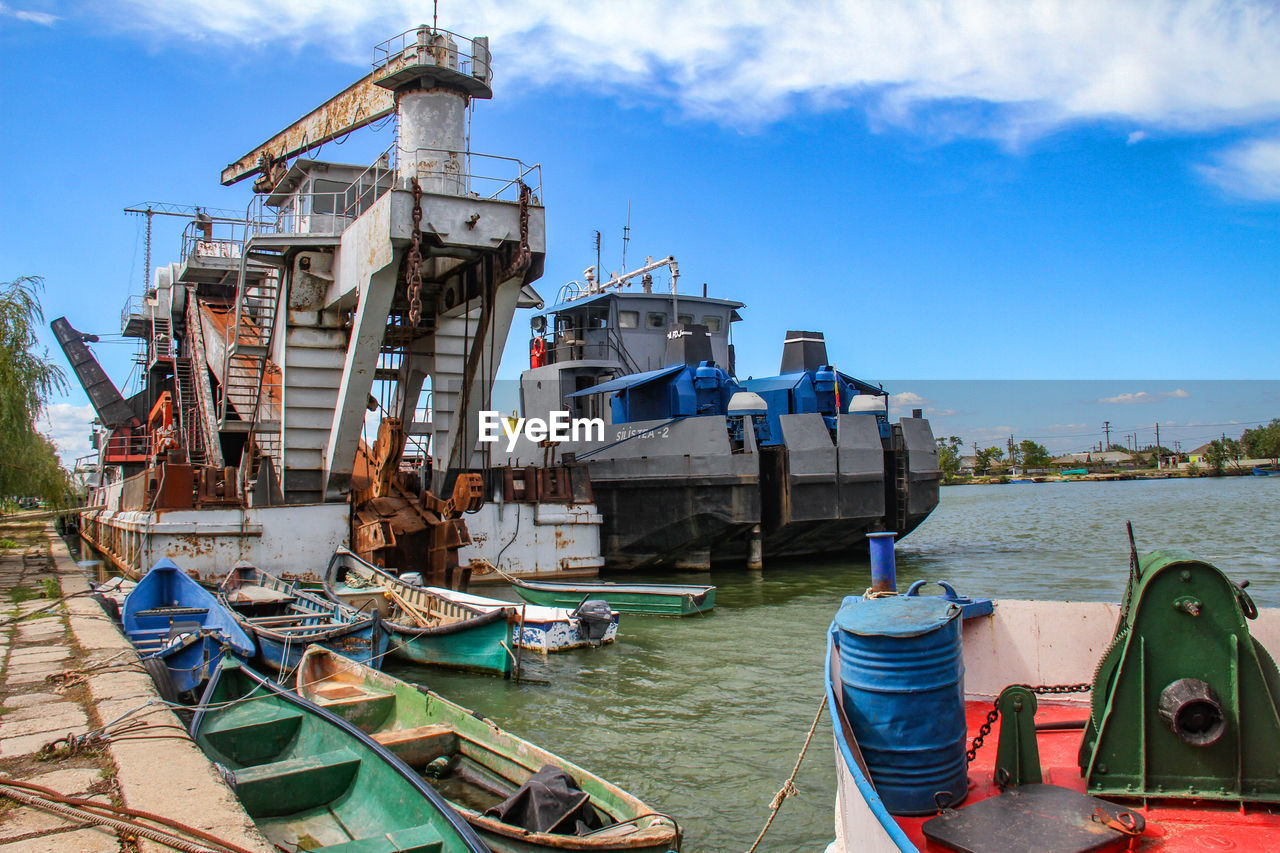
[0,275,71,505]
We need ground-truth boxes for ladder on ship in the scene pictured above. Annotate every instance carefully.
[172,354,206,466]
[219,244,285,477]
[218,247,283,431]
[892,423,909,534]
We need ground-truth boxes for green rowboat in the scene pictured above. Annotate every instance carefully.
[190,658,490,853]
[325,548,514,676]
[297,646,682,853]
[510,579,714,617]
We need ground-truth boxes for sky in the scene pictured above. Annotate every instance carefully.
[2,1,1278,463]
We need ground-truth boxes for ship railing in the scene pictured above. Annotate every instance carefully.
[120,294,148,336]
[180,218,250,263]
[244,146,538,238]
[372,26,491,84]
[103,430,151,463]
[531,331,624,365]
[400,147,542,202]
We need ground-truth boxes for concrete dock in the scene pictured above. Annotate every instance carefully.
[0,519,272,852]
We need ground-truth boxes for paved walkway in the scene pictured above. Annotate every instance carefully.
[0,521,271,852]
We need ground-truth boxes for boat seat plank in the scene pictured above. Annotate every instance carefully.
[318,824,445,853]
[134,606,209,618]
[311,689,396,732]
[232,749,361,818]
[203,706,304,765]
[371,724,458,767]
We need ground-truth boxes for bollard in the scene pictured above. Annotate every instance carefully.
[747,524,763,570]
[867,531,898,593]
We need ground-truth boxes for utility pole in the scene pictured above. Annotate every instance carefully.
[1103,420,1112,449]
[1155,422,1161,468]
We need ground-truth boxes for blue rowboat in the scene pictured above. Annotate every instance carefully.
[122,558,255,700]
[220,564,387,674]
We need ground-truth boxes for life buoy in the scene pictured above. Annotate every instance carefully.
[530,337,546,368]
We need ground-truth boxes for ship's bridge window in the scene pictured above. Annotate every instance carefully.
[646,312,667,329]
[309,179,348,215]
[678,314,694,326]
[589,309,608,329]
[618,310,639,329]
[702,316,722,332]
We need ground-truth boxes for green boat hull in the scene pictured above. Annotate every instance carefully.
[512,581,715,617]
[190,659,488,853]
[387,613,513,675]
[298,647,682,852]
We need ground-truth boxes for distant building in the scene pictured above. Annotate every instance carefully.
[1188,443,1215,464]
[1052,450,1135,470]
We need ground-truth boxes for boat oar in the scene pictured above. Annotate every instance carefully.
[382,585,435,629]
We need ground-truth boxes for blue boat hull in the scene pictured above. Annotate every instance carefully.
[255,618,389,673]
[123,559,255,697]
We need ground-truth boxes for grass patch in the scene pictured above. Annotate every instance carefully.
[0,537,17,550]
[42,577,60,599]
[7,585,39,603]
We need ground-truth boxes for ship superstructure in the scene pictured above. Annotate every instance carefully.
[512,257,942,569]
[57,26,602,583]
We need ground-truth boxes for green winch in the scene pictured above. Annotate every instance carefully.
[1078,548,1280,802]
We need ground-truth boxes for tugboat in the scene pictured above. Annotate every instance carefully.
[511,256,941,570]
[54,24,603,583]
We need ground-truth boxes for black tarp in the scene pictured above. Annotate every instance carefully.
[484,765,607,835]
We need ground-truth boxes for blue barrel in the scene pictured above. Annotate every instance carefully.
[834,594,967,814]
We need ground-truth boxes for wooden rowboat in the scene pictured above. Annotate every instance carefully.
[324,547,514,676]
[190,658,490,853]
[122,558,255,700]
[510,578,714,617]
[219,564,387,673]
[296,646,682,852]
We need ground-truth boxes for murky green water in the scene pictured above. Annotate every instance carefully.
[388,476,1280,853]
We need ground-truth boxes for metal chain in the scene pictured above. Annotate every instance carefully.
[407,177,424,326]
[500,182,532,282]
[965,682,1091,765]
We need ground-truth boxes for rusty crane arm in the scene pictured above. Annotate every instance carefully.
[219,74,395,187]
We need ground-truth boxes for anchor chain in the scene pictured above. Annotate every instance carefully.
[966,682,1091,765]
[500,182,532,282]
[407,177,424,326]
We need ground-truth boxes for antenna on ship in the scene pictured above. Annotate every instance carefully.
[621,201,631,272]
[594,230,602,290]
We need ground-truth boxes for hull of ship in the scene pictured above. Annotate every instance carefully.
[78,478,350,582]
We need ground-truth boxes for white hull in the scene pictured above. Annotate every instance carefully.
[79,498,349,583]
[426,586,618,653]
[459,500,604,581]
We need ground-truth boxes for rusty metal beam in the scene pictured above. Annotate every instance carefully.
[220,74,395,186]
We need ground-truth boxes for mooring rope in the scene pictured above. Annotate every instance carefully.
[745,693,829,853]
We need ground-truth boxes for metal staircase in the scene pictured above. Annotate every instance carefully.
[172,354,206,465]
[279,319,347,503]
[218,246,284,433]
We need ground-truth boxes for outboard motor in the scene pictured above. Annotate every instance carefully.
[571,599,613,645]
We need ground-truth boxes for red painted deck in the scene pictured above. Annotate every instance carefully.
[894,699,1280,852]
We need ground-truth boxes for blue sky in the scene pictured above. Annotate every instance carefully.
[2,1,1278,462]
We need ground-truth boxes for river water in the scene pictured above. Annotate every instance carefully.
[388,476,1280,852]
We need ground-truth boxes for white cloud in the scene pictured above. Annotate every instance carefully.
[105,1,1280,143]
[1198,135,1280,201]
[1127,131,1147,145]
[1098,388,1191,404]
[41,403,95,465]
[890,391,929,406]
[0,2,58,25]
